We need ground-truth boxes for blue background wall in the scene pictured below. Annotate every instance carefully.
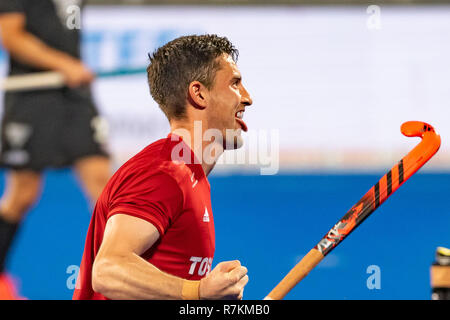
[3,170,449,300]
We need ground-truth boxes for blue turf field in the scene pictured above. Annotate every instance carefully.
[3,170,449,300]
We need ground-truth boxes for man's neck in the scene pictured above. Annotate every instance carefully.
[170,121,223,176]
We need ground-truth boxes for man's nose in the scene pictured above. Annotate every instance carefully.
[241,86,253,107]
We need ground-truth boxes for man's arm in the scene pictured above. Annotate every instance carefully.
[92,214,249,300]
[0,13,93,87]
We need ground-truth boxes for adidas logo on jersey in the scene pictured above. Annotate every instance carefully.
[203,207,210,223]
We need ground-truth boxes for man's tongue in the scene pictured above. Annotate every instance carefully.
[235,117,248,132]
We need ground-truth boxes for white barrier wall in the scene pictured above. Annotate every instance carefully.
[1,5,450,172]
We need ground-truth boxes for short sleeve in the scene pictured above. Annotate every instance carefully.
[107,169,184,236]
[0,0,25,14]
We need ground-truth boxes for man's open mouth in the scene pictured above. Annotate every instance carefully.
[235,111,248,132]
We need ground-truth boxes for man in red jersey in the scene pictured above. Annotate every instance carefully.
[73,34,253,300]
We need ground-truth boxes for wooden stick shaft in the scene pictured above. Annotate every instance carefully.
[265,248,324,300]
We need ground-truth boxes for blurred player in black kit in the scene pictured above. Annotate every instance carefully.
[0,0,110,298]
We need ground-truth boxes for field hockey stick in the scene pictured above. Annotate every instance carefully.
[265,121,441,300]
[0,67,147,92]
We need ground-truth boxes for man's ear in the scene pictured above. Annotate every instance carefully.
[187,81,208,110]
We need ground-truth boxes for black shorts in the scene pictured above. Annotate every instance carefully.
[1,86,109,172]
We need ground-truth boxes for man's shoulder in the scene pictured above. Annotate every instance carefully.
[113,137,193,187]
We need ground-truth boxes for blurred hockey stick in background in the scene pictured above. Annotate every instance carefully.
[0,67,147,92]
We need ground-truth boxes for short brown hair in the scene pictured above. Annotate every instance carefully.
[147,34,239,120]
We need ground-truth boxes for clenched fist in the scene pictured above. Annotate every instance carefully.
[199,260,249,300]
